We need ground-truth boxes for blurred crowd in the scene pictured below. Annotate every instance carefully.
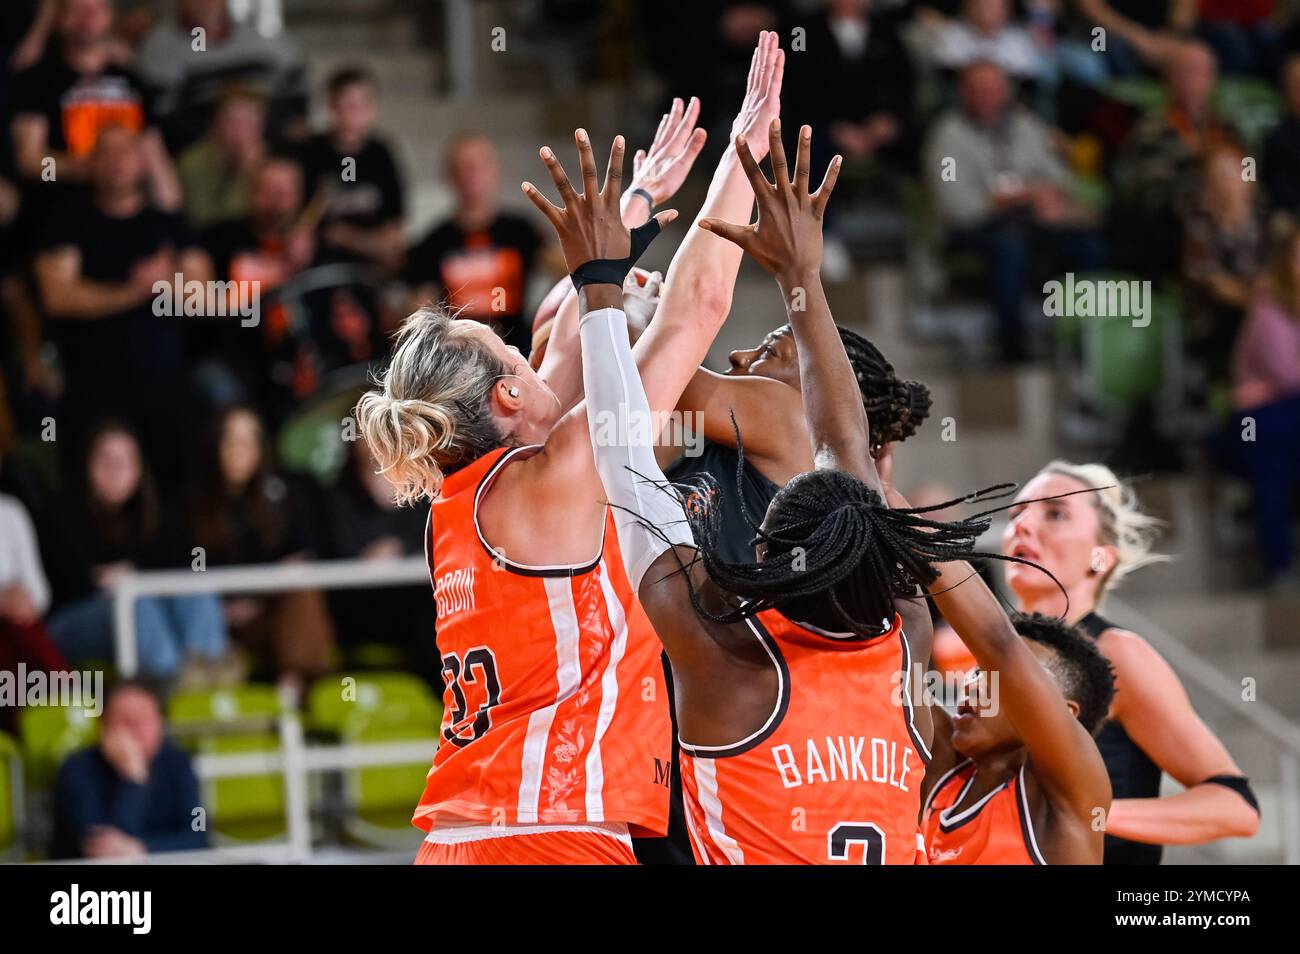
[644,0,1300,586]
[0,0,575,726]
[0,0,1298,856]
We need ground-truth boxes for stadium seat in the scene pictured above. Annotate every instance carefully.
[1100,76,1165,113]
[345,642,409,672]
[1213,78,1282,147]
[0,731,23,857]
[304,673,441,846]
[276,379,367,482]
[169,685,287,842]
[1053,274,1186,443]
[18,703,100,789]
[307,671,441,737]
[340,712,440,846]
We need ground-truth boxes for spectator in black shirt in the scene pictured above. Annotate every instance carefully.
[32,125,211,479]
[9,0,178,212]
[186,404,336,686]
[53,680,207,858]
[1263,54,1300,218]
[784,0,918,174]
[201,154,384,414]
[324,437,436,679]
[403,134,557,353]
[195,155,313,412]
[299,66,405,273]
[41,420,229,680]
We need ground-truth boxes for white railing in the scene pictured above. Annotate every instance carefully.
[15,696,435,865]
[111,556,430,677]
[100,558,435,862]
[99,560,1300,863]
[188,698,433,862]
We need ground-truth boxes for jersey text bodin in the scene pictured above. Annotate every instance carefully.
[415,446,671,836]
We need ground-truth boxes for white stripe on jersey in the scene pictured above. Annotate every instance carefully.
[517,576,584,822]
[693,758,745,864]
[682,771,712,865]
[585,564,629,821]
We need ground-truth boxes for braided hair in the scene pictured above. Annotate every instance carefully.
[662,441,1071,636]
[832,325,932,449]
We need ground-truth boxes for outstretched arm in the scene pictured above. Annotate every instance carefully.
[697,121,878,487]
[909,541,1111,824]
[629,31,784,420]
[523,33,784,499]
[1102,631,1259,844]
[537,97,707,405]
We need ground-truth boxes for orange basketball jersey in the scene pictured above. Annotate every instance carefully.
[921,760,1046,865]
[414,446,671,836]
[679,609,929,864]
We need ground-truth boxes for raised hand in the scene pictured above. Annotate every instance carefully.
[729,31,785,162]
[522,129,677,277]
[699,121,841,284]
[630,96,708,208]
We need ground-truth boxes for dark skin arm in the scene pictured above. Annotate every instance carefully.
[917,703,961,810]
[886,474,1110,862]
[669,368,808,484]
[700,121,876,488]
[655,122,938,751]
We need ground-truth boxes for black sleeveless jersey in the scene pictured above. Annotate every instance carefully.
[665,439,782,566]
[1079,612,1164,865]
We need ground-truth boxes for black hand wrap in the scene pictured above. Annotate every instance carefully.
[569,218,662,291]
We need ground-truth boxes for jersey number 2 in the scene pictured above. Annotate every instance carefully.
[828,822,886,864]
[441,647,501,747]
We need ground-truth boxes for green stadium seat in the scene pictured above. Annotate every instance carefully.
[340,712,440,845]
[168,685,287,842]
[1100,76,1165,112]
[276,384,366,482]
[1085,285,1177,405]
[345,643,409,672]
[307,672,441,737]
[1213,78,1282,147]
[19,703,100,789]
[0,731,23,857]
[303,674,442,845]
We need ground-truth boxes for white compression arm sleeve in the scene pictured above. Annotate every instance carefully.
[579,306,697,591]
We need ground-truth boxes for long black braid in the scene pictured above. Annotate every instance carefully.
[831,325,933,448]
[620,425,1088,637]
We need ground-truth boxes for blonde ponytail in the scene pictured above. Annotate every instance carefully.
[356,307,507,505]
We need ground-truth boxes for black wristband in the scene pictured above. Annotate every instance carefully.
[1201,774,1260,814]
[629,187,654,211]
[570,218,662,291]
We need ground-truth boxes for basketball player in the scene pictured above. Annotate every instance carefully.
[357,34,786,865]
[562,119,1046,863]
[905,533,1115,864]
[1001,463,1261,863]
[661,329,932,566]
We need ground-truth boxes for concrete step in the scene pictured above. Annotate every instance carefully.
[1119,592,1268,655]
[288,10,423,54]
[303,51,440,109]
